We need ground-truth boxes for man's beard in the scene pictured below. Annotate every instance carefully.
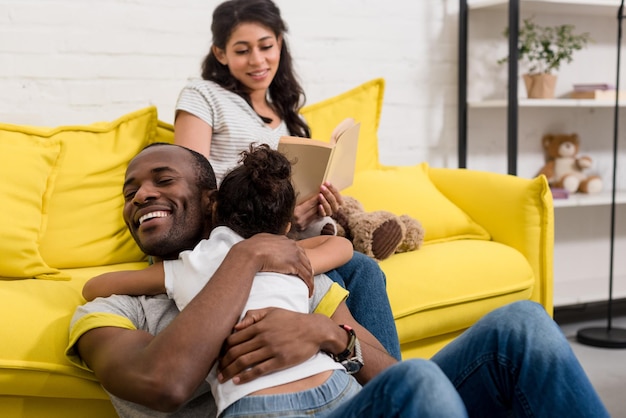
[136,212,206,261]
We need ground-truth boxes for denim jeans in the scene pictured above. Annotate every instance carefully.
[326,251,401,360]
[221,361,466,418]
[220,370,361,417]
[223,301,607,417]
[432,301,609,417]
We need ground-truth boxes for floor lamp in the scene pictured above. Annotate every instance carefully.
[576,0,626,348]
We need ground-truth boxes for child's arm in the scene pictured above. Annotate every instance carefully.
[82,262,166,301]
[297,235,353,274]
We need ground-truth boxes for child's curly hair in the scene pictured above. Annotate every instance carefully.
[215,144,295,238]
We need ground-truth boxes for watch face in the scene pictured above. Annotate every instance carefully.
[343,359,363,374]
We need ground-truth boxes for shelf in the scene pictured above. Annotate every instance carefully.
[468,98,626,108]
[553,190,626,207]
[468,0,621,16]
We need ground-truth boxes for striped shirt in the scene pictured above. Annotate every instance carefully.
[176,79,289,184]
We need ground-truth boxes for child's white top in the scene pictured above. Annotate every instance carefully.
[163,226,344,416]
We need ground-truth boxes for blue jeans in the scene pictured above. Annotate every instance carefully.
[220,370,361,417]
[432,301,609,417]
[224,302,606,417]
[326,251,401,360]
[221,362,466,418]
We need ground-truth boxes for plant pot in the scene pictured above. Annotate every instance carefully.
[523,73,557,99]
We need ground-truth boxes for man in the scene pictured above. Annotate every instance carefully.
[67,143,608,417]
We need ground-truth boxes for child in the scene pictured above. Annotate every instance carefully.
[83,144,369,417]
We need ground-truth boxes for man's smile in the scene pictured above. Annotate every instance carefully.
[138,210,170,226]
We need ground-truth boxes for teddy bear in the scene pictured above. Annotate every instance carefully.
[537,133,602,194]
[331,196,425,261]
[289,198,424,262]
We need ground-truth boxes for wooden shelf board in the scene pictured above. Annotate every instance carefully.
[468,0,621,16]
[553,190,626,207]
[468,98,625,108]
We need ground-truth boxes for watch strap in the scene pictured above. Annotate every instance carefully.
[332,324,356,362]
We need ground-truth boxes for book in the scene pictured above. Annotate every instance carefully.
[278,118,360,204]
[569,89,626,100]
[572,83,614,92]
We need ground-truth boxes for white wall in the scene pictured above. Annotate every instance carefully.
[0,0,459,167]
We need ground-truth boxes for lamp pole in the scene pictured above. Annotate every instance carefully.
[576,0,626,349]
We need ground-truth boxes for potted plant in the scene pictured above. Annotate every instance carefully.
[499,17,591,98]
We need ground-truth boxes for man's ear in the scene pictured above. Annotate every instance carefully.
[202,189,217,232]
[211,201,219,226]
[212,45,228,65]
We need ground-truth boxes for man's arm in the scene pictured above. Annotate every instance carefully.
[217,303,397,386]
[327,301,396,384]
[75,234,313,412]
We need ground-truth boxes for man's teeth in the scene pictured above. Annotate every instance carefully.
[138,211,169,225]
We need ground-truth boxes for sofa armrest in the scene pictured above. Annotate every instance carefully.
[428,168,554,315]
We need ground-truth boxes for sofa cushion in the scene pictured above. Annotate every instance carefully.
[35,107,158,269]
[344,163,491,244]
[0,263,147,402]
[0,134,68,280]
[300,78,384,173]
[382,240,534,345]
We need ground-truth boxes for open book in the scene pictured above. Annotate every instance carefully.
[278,118,360,204]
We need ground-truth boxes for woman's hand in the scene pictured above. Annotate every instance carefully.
[319,182,343,217]
[292,182,343,232]
[217,308,331,384]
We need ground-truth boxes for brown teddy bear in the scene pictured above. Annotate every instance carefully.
[332,196,425,261]
[289,198,424,262]
[537,133,602,194]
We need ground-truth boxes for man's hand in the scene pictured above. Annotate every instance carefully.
[217,308,327,384]
[235,234,314,296]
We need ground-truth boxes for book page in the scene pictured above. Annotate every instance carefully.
[324,122,360,192]
[329,117,356,145]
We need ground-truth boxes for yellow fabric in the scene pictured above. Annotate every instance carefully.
[0,396,116,418]
[0,262,147,406]
[0,134,68,280]
[382,240,534,341]
[344,163,491,244]
[428,167,555,315]
[300,78,384,173]
[66,313,137,371]
[313,282,349,317]
[156,120,175,143]
[32,107,158,268]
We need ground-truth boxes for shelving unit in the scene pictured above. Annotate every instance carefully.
[459,0,625,201]
[458,0,622,174]
[469,0,619,16]
[459,0,626,306]
[469,98,626,108]
[553,190,626,207]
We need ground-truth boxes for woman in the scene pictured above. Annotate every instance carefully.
[173,0,402,360]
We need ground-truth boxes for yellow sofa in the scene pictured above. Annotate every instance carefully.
[0,78,553,417]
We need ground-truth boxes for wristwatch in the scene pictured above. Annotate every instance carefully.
[332,324,364,375]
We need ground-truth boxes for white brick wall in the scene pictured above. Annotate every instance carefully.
[0,0,459,167]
